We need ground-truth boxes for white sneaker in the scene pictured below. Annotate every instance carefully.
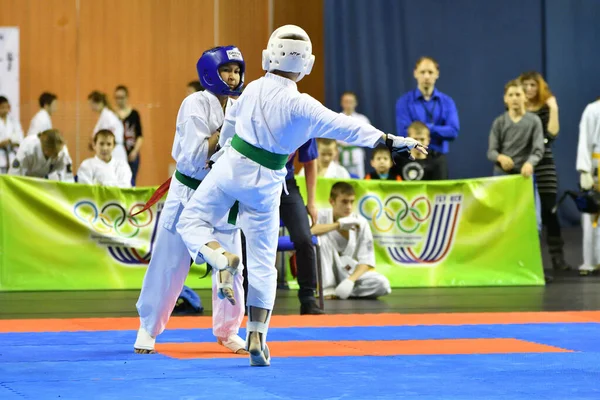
[217,334,248,354]
[134,328,156,354]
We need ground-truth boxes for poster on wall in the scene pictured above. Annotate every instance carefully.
[0,27,19,122]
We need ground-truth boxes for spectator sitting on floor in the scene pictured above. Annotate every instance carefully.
[298,138,351,179]
[365,146,401,181]
[392,121,436,181]
[310,182,392,300]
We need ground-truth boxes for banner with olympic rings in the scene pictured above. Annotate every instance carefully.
[294,174,544,287]
[0,175,211,291]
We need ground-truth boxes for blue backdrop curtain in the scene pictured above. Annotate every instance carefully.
[324,0,600,225]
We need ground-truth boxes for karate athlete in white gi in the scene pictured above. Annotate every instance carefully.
[9,129,74,182]
[176,25,426,366]
[77,129,132,188]
[0,96,24,174]
[88,91,127,163]
[311,182,391,299]
[577,99,600,274]
[27,93,57,137]
[134,46,248,355]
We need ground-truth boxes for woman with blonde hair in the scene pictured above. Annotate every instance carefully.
[519,71,570,271]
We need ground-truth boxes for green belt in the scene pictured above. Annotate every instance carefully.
[175,170,201,190]
[227,134,288,225]
[231,134,288,170]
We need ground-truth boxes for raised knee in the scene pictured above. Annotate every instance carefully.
[374,274,392,297]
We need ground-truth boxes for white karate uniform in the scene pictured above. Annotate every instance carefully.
[8,134,73,182]
[93,108,127,162]
[177,73,384,312]
[27,109,52,137]
[0,115,23,173]
[338,112,370,178]
[576,101,600,269]
[316,209,391,298]
[136,92,244,339]
[298,161,351,179]
[77,156,132,188]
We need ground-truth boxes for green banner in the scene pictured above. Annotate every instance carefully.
[295,175,544,287]
[0,175,211,291]
[0,174,543,291]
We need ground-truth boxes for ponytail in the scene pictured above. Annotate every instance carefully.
[88,90,114,112]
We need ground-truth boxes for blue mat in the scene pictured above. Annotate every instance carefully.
[1,323,600,399]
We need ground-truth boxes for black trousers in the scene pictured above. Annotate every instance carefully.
[429,152,448,180]
[279,178,317,303]
[539,192,564,257]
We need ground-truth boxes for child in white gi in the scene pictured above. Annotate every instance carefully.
[0,96,24,174]
[27,92,57,137]
[134,46,248,355]
[88,91,127,163]
[311,182,391,299]
[298,138,351,179]
[338,91,369,178]
[9,129,73,182]
[77,129,132,188]
[576,99,600,274]
[176,25,425,366]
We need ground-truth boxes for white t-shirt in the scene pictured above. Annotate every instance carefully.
[77,156,132,188]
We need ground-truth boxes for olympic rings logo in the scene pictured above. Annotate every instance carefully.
[358,195,431,234]
[73,200,154,238]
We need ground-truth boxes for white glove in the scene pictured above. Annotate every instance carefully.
[335,278,355,300]
[338,216,360,230]
[386,134,423,152]
[580,172,594,190]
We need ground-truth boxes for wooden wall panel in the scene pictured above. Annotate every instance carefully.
[0,0,78,163]
[273,0,324,102]
[1,0,325,185]
[78,0,215,185]
[218,0,269,84]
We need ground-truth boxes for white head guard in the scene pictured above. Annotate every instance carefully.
[262,25,315,82]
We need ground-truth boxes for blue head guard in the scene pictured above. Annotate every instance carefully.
[196,46,245,96]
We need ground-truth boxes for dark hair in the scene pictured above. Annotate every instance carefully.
[187,80,204,92]
[371,145,391,160]
[88,90,113,111]
[39,92,57,108]
[0,96,8,105]
[330,181,355,200]
[93,129,116,143]
[115,85,129,96]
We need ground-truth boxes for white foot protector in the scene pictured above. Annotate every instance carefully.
[247,330,270,367]
[217,334,247,354]
[199,245,240,304]
[133,328,156,353]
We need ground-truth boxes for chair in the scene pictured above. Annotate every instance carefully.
[277,221,325,310]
